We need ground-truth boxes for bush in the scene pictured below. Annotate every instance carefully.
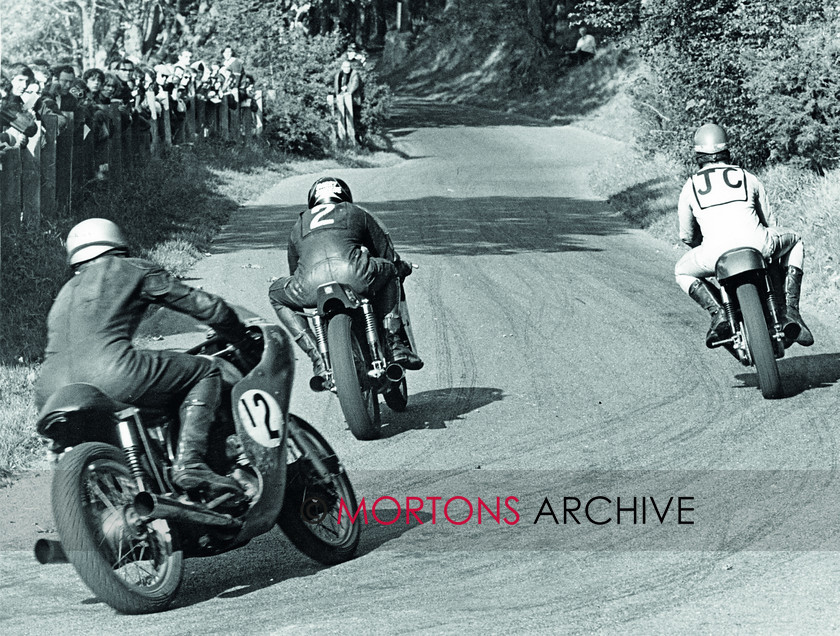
[581,0,835,171]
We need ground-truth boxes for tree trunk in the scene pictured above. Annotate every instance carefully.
[398,0,413,32]
[369,0,386,46]
[143,4,163,56]
[75,0,97,68]
[339,0,357,42]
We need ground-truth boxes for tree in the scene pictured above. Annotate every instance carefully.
[2,0,204,67]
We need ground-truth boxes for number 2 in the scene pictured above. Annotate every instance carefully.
[310,204,335,230]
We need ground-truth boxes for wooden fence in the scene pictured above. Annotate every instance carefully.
[0,92,264,239]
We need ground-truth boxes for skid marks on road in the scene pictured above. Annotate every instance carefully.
[416,259,480,420]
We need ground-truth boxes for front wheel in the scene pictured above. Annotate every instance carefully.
[51,442,183,614]
[277,415,361,565]
[328,313,381,440]
[736,283,783,399]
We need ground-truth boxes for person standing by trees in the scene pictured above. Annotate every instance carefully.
[333,59,363,145]
[569,26,596,64]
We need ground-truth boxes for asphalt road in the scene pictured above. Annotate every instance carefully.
[3,98,840,634]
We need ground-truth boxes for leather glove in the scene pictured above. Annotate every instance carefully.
[233,330,263,368]
[395,259,414,280]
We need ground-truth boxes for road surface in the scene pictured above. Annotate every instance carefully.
[3,98,840,634]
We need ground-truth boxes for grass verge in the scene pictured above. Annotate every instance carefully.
[0,140,297,482]
[591,145,840,323]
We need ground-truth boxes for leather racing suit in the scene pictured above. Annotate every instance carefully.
[35,254,249,495]
[269,200,419,377]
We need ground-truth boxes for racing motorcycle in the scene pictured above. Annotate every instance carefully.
[33,320,360,614]
[303,279,418,441]
[707,247,788,399]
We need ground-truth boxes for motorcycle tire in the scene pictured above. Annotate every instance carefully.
[383,376,408,412]
[51,442,183,614]
[328,313,381,440]
[736,282,783,399]
[278,415,361,565]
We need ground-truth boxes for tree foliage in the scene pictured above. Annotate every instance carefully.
[575,0,837,171]
[2,0,208,67]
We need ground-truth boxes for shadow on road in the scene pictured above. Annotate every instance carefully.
[212,196,627,258]
[168,510,431,609]
[379,386,505,438]
[733,352,840,397]
[385,98,553,132]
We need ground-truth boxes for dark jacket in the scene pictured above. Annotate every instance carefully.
[334,68,363,106]
[285,202,399,305]
[36,254,245,408]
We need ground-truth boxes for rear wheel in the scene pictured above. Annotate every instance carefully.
[328,313,381,440]
[736,283,783,399]
[277,415,361,565]
[51,442,183,614]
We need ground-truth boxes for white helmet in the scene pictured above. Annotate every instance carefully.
[66,218,127,266]
[693,123,728,154]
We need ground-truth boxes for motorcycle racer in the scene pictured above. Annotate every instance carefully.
[269,176,423,386]
[35,218,251,498]
[674,123,813,348]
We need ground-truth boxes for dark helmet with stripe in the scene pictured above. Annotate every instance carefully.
[307,176,352,208]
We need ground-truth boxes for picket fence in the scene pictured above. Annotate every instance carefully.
[0,92,264,277]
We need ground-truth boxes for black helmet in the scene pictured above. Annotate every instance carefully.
[307,177,352,208]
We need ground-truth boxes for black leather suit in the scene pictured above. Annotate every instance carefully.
[268,201,400,313]
[35,254,246,412]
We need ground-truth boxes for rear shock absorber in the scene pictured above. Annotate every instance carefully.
[719,287,738,335]
[767,279,785,331]
[116,407,146,491]
[361,299,386,371]
[311,314,331,370]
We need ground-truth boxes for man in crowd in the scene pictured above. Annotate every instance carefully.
[333,59,364,144]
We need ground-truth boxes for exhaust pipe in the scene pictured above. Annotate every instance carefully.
[309,374,327,392]
[385,363,405,383]
[133,492,243,530]
[34,538,68,564]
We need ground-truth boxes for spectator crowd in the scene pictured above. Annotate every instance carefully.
[1,36,376,186]
[0,46,261,181]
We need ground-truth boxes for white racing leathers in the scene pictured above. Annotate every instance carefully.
[674,162,801,293]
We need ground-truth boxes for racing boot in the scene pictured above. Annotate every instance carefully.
[384,312,423,370]
[172,376,244,499]
[297,331,328,391]
[784,266,814,347]
[273,305,327,389]
[688,279,731,348]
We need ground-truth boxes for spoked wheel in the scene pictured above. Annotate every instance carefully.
[277,414,361,565]
[51,442,183,614]
[328,313,381,440]
[736,283,783,399]
[383,376,408,412]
